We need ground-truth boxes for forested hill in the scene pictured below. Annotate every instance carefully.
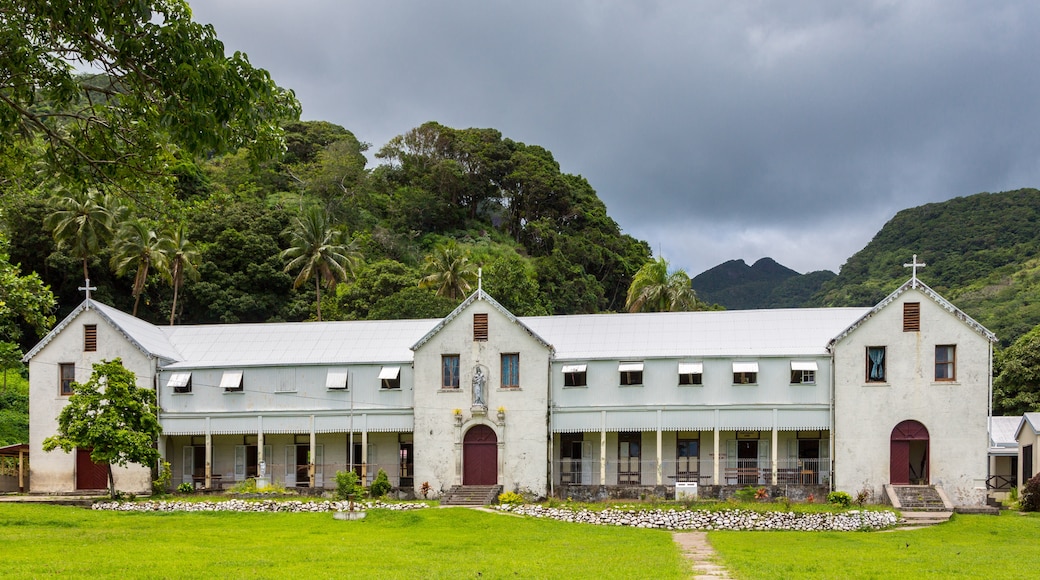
[809,188,1040,345]
[2,121,650,339]
[691,258,835,310]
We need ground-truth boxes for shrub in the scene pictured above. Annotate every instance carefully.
[1021,473,1040,512]
[498,491,524,505]
[828,491,852,507]
[152,461,172,496]
[419,481,431,499]
[734,486,757,502]
[176,482,194,494]
[1003,486,1020,510]
[854,488,872,506]
[369,469,392,498]
[335,470,363,500]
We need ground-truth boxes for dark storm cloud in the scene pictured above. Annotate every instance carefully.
[190,1,1040,274]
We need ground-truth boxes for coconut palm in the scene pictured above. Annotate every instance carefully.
[159,224,200,325]
[110,219,168,317]
[43,189,117,282]
[625,257,701,313]
[280,206,360,321]
[419,240,478,301]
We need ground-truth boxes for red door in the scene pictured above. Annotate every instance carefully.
[76,448,108,490]
[890,420,929,485]
[463,425,498,485]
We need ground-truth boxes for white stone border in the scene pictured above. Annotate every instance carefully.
[91,499,428,512]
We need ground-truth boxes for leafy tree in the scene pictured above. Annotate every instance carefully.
[42,358,161,498]
[993,324,1040,415]
[43,189,117,282]
[160,224,200,325]
[0,0,300,194]
[420,240,478,301]
[0,232,55,355]
[110,219,167,317]
[482,253,547,316]
[625,257,701,313]
[280,207,360,321]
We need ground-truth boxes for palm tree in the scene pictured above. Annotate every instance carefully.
[43,189,116,282]
[280,206,360,321]
[625,257,701,313]
[110,219,168,317]
[419,240,478,301]
[159,224,200,325]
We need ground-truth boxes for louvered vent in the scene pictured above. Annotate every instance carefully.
[84,324,97,352]
[474,313,488,341]
[903,302,920,332]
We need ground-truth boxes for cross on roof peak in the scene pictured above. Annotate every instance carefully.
[904,254,926,287]
[78,278,97,301]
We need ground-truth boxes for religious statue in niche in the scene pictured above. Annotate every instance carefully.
[472,366,487,408]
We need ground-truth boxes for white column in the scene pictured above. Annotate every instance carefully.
[257,415,267,487]
[771,409,778,485]
[361,414,369,483]
[600,411,607,486]
[713,410,720,485]
[309,415,316,488]
[656,410,663,486]
[204,417,212,489]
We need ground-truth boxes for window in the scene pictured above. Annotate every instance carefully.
[501,353,519,388]
[59,363,75,396]
[325,369,348,390]
[220,370,244,392]
[732,362,758,384]
[618,432,641,484]
[442,355,460,389]
[935,345,956,381]
[790,362,818,384]
[83,324,97,352]
[473,313,488,341]
[169,372,192,394]
[678,363,703,385]
[379,366,401,389]
[619,362,643,385]
[563,364,587,387]
[866,347,886,382]
[903,302,920,332]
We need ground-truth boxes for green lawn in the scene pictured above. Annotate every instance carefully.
[0,503,689,579]
[709,511,1040,579]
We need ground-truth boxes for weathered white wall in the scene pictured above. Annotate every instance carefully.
[413,298,550,497]
[1016,426,1039,489]
[29,307,155,493]
[833,288,992,505]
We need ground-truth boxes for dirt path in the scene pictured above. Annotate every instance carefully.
[672,531,731,579]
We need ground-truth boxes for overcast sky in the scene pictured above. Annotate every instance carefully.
[189,1,1040,276]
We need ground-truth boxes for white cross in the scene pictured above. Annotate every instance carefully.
[78,278,97,300]
[903,254,926,286]
[477,267,483,292]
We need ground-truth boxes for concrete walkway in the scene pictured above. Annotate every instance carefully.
[673,531,731,579]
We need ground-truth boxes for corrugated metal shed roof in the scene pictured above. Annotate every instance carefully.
[521,308,871,360]
[990,416,1021,448]
[91,301,184,361]
[159,318,439,368]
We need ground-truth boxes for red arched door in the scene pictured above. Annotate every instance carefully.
[890,420,929,485]
[463,425,498,485]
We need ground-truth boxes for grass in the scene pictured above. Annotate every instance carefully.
[709,511,1040,579]
[0,503,689,579]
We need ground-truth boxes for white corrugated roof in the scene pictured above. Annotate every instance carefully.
[990,416,1021,448]
[91,301,184,361]
[521,308,870,360]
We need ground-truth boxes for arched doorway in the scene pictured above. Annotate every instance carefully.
[890,420,929,485]
[463,425,498,485]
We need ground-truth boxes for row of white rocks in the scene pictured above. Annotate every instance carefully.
[92,499,428,513]
[495,505,899,531]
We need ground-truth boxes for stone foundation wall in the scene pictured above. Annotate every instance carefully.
[558,484,830,502]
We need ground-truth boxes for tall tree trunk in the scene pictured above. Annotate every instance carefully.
[82,259,90,288]
[107,464,116,499]
[170,280,180,325]
[315,276,322,321]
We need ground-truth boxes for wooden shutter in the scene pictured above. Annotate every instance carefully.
[234,446,246,481]
[182,446,194,483]
[314,445,324,487]
[84,324,97,352]
[473,313,488,341]
[285,446,296,486]
[903,302,920,331]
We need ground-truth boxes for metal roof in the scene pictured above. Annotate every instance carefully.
[521,307,870,360]
[990,416,1021,449]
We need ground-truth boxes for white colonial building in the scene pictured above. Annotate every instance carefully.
[25,271,997,505]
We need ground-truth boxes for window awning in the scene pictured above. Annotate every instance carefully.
[325,369,348,389]
[791,361,819,372]
[167,372,191,388]
[732,362,759,373]
[219,370,243,389]
[562,364,587,373]
[678,363,703,374]
[378,366,401,380]
[618,362,644,372]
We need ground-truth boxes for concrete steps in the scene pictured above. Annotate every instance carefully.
[441,485,502,506]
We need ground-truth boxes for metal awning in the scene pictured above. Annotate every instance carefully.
[167,372,191,387]
[219,370,243,390]
[678,362,703,374]
[561,364,587,373]
[325,369,348,390]
[732,362,759,373]
[378,366,401,380]
[791,361,819,371]
[618,362,644,372]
